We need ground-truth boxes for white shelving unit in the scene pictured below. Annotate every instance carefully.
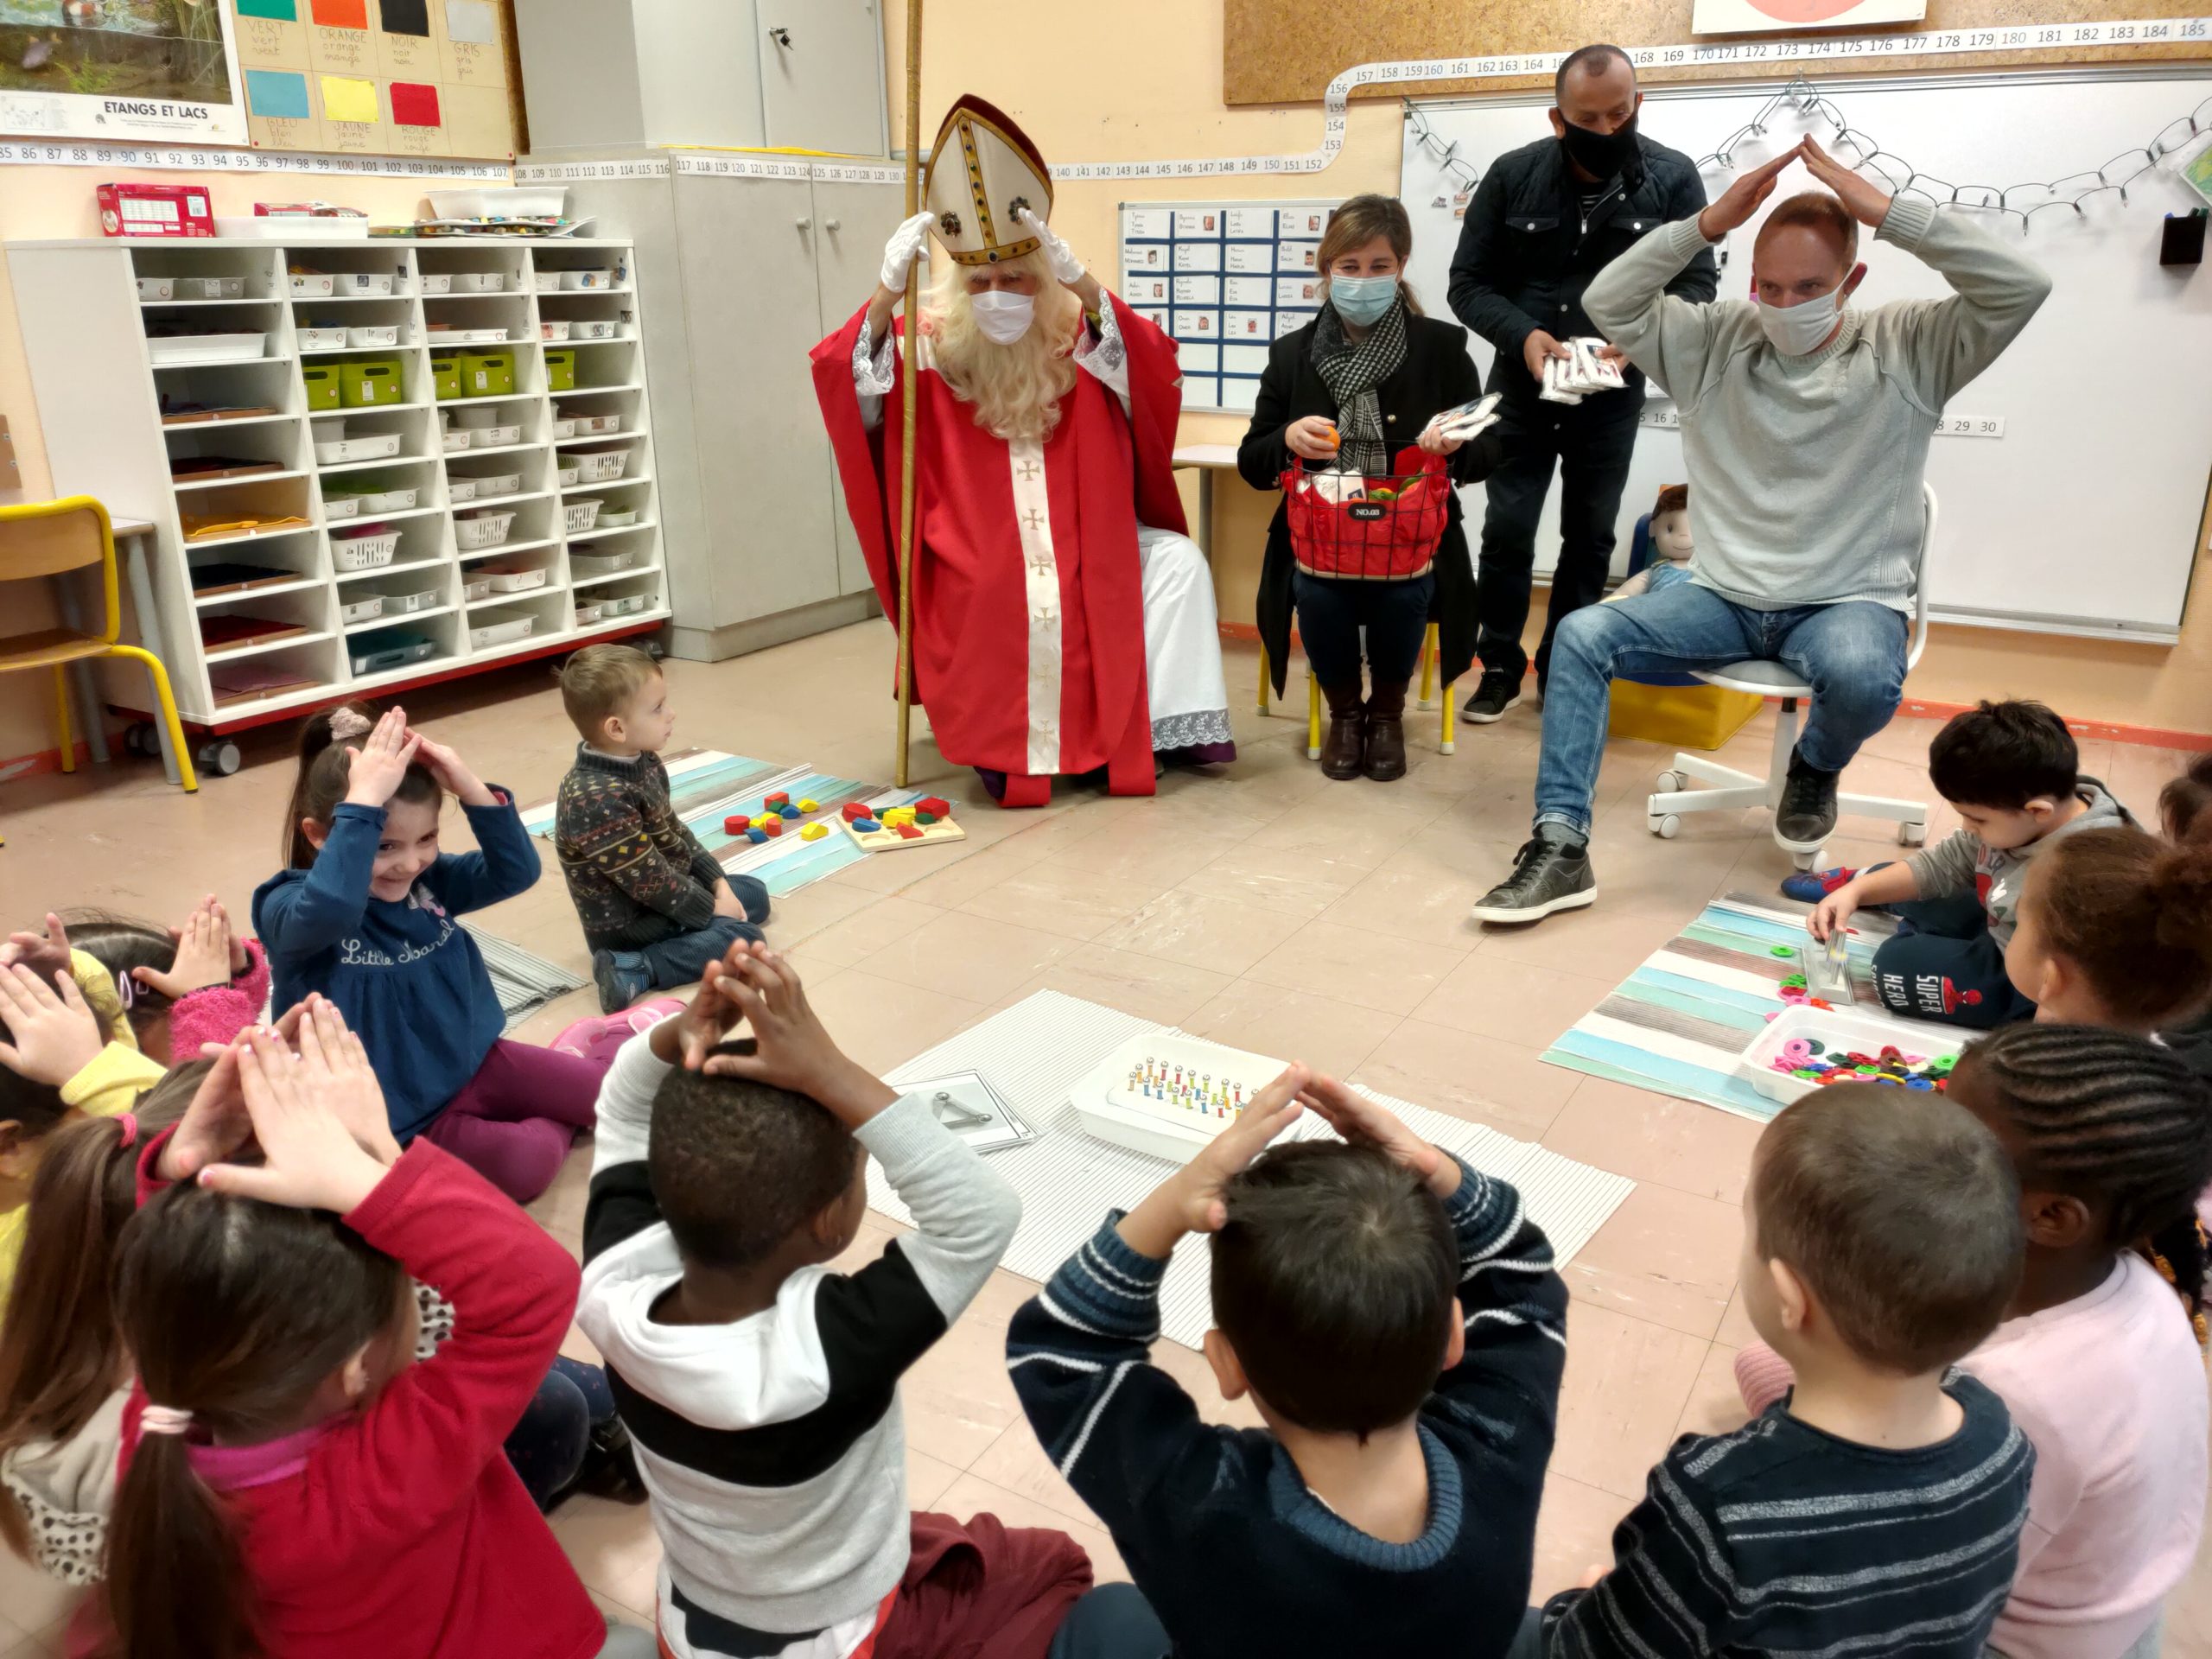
[3,235,667,729]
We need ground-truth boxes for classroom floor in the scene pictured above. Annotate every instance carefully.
[0,619,2205,1655]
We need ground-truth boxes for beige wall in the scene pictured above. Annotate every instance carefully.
[1,5,2204,765]
[880,0,2211,741]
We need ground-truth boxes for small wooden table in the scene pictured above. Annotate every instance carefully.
[1170,444,1240,558]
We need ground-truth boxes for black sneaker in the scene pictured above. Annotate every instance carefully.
[1775,747,1841,850]
[1460,667,1524,724]
[591,948,651,1015]
[1470,832,1598,924]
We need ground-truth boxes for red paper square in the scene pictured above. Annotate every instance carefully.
[390,81,441,128]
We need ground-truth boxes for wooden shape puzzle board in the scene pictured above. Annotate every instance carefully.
[231,0,515,159]
[842,813,967,853]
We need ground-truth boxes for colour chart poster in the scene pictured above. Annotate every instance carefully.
[1120,198,1338,414]
[231,0,515,158]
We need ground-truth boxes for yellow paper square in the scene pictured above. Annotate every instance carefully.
[319,73,380,124]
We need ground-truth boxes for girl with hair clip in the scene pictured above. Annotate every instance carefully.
[254,700,607,1204]
[1737,1024,2212,1659]
[93,1013,649,1659]
[6,899,269,1067]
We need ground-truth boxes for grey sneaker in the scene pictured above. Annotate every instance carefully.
[1471,834,1598,924]
[1459,667,1524,724]
[1774,747,1840,851]
[591,949,652,1014]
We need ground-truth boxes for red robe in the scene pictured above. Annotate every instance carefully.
[810,296,1188,803]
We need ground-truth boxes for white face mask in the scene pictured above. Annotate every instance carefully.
[1757,283,1847,356]
[969,289,1035,345]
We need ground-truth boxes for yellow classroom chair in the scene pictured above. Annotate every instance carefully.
[1257,620,1456,760]
[0,496,197,793]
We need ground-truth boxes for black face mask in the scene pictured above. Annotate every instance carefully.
[1558,110,1639,181]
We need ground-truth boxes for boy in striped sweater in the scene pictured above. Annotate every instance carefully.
[1007,1068,1568,1659]
[1530,1083,2035,1657]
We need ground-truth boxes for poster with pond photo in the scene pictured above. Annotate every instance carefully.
[0,0,245,145]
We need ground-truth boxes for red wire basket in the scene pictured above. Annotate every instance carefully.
[1280,448,1451,582]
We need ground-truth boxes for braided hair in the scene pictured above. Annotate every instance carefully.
[1952,1023,2212,1344]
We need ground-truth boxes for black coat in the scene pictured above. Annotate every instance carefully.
[1446,131,1717,403]
[1239,312,1501,697]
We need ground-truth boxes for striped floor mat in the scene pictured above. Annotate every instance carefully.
[873,990,1636,1351]
[462,924,588,1028]
[1541,893,1966,1123]
[518,749,939,898]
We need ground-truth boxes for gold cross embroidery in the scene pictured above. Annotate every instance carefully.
[1016,459,1041,483]
[1026,546,1054,573]
[1021,507,1046,533]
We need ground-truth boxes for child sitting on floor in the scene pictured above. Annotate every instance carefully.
[5,899,265,1068]
[1736,1026,2211,1659]
[1809,699,2130,1027]
[256,701,607,1204]
[2157,753,2212,1081]
[1008,1070,1568,1659]
[577,941,1089,1659]
[103,1020,647,1658]
[553,645,769,1014]
[1536,1083,2031,1658]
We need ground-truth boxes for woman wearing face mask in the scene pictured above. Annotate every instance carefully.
[1240,194,1503,781]
[812,97,1232,809]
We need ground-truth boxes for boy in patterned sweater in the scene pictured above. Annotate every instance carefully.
[554,645,768,1012]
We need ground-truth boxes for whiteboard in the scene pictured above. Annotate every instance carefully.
[1399,71,2212,640]
[1121,198,1340,414]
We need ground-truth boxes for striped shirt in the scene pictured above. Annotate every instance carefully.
[1542,1376,2034,1658]
[1006,1159,1569,1659]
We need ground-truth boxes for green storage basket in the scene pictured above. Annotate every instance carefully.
[340,356,404,409]
[429,353,461,402]
[543,347,575,392]
[457,350,514,398]
[300,363,340,411]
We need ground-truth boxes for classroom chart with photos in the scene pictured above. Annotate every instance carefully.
[230,0,518,159]
[1120,198,1338,415]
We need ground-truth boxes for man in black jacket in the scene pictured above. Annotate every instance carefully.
[1448,44,1717,723]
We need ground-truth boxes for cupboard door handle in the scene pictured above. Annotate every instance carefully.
[796,217,812,230]
[823,219,841,231]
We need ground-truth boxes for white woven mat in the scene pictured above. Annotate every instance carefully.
[868,990,1636,1351]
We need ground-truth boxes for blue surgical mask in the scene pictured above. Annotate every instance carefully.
[1331,274,1398,327]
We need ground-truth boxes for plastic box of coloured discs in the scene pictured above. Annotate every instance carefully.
[1071,1033,1288,1165]
[1737,1006,1965,1109]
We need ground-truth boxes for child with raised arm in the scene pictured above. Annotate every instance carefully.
[1007,1073,1567,1659]
[577,941,1090,1659]
[255,702,606,1203]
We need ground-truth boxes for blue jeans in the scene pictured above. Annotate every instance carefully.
[1535,582,1909,836]
[1046,1585,1170,1659]
[619,875,772,990]
[505,1354,614,1509]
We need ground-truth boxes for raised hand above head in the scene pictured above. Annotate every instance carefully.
[1116,1063,1309,1258]
[1798,136,1894,229]
[1696,141,1807,241]
[404,726,495,807]
[196,1026,395,1212]
[0,963,104,1086]
[342,707,422,810]
[1296,1074,1460,1199]
[0,912,72,984]
[701,942,895,1128]
[879,210,936,296]
[1014,206,1086,289]
[134,903,231,1001]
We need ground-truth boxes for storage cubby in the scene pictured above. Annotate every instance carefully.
[6,235,665,728]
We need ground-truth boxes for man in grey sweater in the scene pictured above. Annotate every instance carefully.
[1474,137,2050,925]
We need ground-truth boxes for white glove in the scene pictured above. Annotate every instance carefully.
[880,210,935,292]
[1015,205,1084,285]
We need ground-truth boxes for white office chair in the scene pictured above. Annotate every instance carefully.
[1645,481,1937,871]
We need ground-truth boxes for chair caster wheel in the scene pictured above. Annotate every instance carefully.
[1898,820,1928,847]
[1654,769,1685,794]
[1791,846,1822,872]
[124,721,156,756]
[196,741,241,777]
[1648,811,1681,839]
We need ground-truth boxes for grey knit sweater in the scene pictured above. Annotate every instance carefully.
[1584,195,2050,611]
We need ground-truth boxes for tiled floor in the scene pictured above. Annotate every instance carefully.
[0,620,2205,1656]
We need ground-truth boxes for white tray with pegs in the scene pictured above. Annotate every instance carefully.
[1070,1032,1289,1165]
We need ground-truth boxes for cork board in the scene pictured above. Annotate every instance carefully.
[231,0,518,159]
[1224,0,2212,105]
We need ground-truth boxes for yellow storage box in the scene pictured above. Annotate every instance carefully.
[1608,678,1764,751]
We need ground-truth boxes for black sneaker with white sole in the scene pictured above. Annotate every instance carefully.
[1470,833,1598,924]
[1460,667,1524,724]
[1774,747,1841,850]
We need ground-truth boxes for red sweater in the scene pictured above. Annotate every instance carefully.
[110,1143,602,1659]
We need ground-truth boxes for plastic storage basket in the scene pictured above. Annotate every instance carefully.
[340,594,385,626]
[331,525,401,571]
[454,510,516,550]
[564,499,603,534]
[469,611,537,648]
[377,584,442,613]
[573,448,629,482]
[1281,451,1452,581]
[569,547,632,579]
[348,627,435,674]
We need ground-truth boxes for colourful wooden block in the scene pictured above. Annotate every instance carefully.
[797,798,820,813]
[722,814,750,834]
[762,817,783,837]
[855,817,881,833]
[799,822,829,841]
[918,797,950,816]
[842,801,870,822]
[764,791,791,807]
[778,804,801,820]
[745,827,768,844]
[896,823,924,839]
[915,810,937,825]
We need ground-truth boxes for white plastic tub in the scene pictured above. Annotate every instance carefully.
[461,575,493,602]
[454,471,521,499]
[560,269,616,290]
[469,612,537,648]
[574,601,606,624]
[454,510,516,550]
[442,430,473,454]
[450,272,505,294]
[549,418,578,440]
[347,325,399,347]
[483,565,548,594]
[556,464,582,488]
[336,272,395,297]
[418,272,452,296]
[533,270,563,294]
[331,526,402,570]
[322,495,361,519]
[1734,1005,1966,1109]
[602,592,653,617]
[179,276,245,299]
[296,325,347,350]
[595,507,639,529]
[572,320,620,340]
[446,479,478,503]
[569,547,632,578]
[340,594,385,626]
[149,332,266,365]
[429,326,507,345]
[564,499,603,534]
[539,320,571,341]
[355,487,418,512]
[315,433,403,465]
[135,276,175,301]
[378,584,442,613]
[288,272,335,297]
[219,215,366,239]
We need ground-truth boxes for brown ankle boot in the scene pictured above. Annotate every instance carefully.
[1363,679,1408,781]
[1319,681,1367,779]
